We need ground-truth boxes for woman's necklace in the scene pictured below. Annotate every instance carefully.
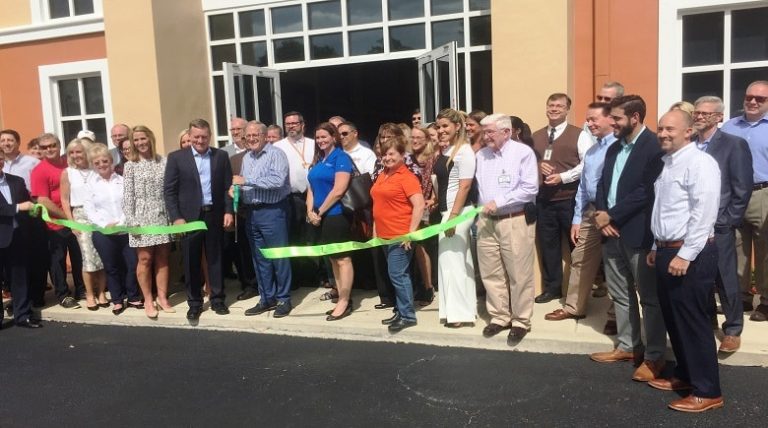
[76,167,92,183]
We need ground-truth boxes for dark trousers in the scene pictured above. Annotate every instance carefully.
[28,218,49,305]
[235,215,258,291]
[182,210,225,308]
[287,192,319,287]
[245,200,292,305]
[536,198,575,295]
[0,229,32,323]
[714,229,743,336]
[48,228,84,301]
[92,233,140,304]
[656,242,721,398]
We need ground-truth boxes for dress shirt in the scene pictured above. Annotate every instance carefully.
[693,134,712,152]
[547,121,594,184]
[573,133,617,224]
[84,172,126,227]
[651,143,721,261]
[241,143,291,205]
[2,153,39,191]
[608,125,646,208]
[192,147,212,205]
[344,143,377,175]
[274,136,315,193]
[0,173,18,227]
[721,113,768,182]
[475,139,539,215]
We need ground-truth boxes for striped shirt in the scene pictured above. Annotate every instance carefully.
[241,143,291,205]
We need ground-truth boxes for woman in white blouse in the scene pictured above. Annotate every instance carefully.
[84,145,140,316]
[433,108,477,328]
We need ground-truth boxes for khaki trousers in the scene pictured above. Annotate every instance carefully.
[564,208,603,316]
[477,214,536,329]
[736,187,768,304]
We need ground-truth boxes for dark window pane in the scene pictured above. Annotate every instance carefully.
[731,7,768,63]
[436,57,452,111]
[272,5,302,34]
[233,75,257,121]
[62,120,82,143]
[457,53,465,111]
[242,42,268,67]
[211,44,237,71]
[74,0,94,15]
[390,24,425,52]
[469,0,490,11]
[349,29,384,55]
[471,50,493,114]
[86,118,107,145]
[256,76,277,125]
[82,76,104,114]
[213,76,227,137]
[209,14,235,41]
[730,67,768,117]
[58,79,80,116]
[432,19,464,48]
[308,1,340,30]
[682,71,723,110]
[421,61,436,122]
[388,0,423,20]
[274,37,305,63]
[49,0,69,19]
[310,33,343,59]
[239,10,265,37]
[470,15,490,46]
[348,0,381,25]
[431,0,462,16]
[682,12,723,66]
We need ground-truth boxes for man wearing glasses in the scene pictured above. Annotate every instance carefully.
[721,80,768,322]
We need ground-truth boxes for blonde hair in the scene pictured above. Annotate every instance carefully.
[128,125,160,162]
[411,127,435,164]
[65,138,93,168]
[668,101,695,115]
[88,144,112,167]
[178,128,190,149]
[436,108,468,166]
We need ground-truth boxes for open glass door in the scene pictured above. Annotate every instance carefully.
[223,63,282,126]
[417,42,458,123]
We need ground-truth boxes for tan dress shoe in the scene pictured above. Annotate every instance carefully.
[632,359,666,382]
[544,309,585,321]
[648,377,692,391]
[590,348,634,363]
[668,395,724,413]
[719,335,741,353]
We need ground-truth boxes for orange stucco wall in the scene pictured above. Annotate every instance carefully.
[0,33,106,148]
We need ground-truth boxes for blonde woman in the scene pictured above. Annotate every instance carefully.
[411,126,438,306]
[433,108,477,328]
[60,138,108,310]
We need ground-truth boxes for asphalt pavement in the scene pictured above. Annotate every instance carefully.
[0,322,764,427]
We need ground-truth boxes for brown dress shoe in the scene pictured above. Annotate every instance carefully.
[632,359,666,382]
[719,335,741,353]
[749,304,768,322]
[544,308,586,321]
[648,377,692,391]
[590,348,634,363]
[603,319,617,335]
[668,395,724,413]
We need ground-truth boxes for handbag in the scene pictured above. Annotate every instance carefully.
[341,162,372,212]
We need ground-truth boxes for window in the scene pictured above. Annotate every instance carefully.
[46,0,95,19]
[38,60,113,145]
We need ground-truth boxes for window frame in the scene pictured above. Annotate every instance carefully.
[31,0,102,22]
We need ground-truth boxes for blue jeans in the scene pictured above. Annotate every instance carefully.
[385,243,416,322]
[246,199,292,305]
[92,232,140,304]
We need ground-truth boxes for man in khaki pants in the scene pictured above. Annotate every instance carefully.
[475,114,539,346]
[545,103,616,321]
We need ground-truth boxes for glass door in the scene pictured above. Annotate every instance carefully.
[416,42,458,123]
[223,63,282,126]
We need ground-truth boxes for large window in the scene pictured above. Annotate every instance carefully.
[38,60,113,145]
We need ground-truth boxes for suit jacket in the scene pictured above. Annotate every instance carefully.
[230,151,246,176]
[0,173,31,249]
[705,129,753,230]
[163,147,233,223]
[596,127,664,249]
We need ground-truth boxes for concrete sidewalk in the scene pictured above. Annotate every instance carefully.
[25,282,768,367]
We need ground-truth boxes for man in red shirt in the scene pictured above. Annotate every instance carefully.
[30,133,84,308]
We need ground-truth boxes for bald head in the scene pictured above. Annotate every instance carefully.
[657,109,694,154]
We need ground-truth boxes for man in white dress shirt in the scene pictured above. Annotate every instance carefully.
[646,109,723,413]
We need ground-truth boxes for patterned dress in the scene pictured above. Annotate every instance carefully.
[123,157,172,248]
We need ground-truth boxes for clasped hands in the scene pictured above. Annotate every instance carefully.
[307,210,322,226]
[593,210,620,238]
[539,162,563,186]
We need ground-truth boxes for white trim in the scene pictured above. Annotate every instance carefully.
[0,16,103,46]
[30,0,103,22]
[38,59,113,137]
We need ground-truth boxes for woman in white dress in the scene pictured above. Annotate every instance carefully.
[433,108,477,328]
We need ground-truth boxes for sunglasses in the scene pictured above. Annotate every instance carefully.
[745,95,768,104]
[340,131,350,137]
[596,95,612,102]
[39,144,58,150]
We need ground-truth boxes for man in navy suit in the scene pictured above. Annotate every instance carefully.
[589,95,667,384]
[0,153,41,329]
[692,96,753,353]
[164,119,234,321]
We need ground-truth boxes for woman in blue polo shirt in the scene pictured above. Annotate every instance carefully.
[307,122,355,321]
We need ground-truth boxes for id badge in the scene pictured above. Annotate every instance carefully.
[498,175,511,184]
[543,148,553,161]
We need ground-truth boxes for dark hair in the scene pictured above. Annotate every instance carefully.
[547,93,572,109]
[610,95,647,123]
[188,118,212,134]
[312,122,342,165]
[339,121,358,132]
[468,110,487,124]
[587,102,611,116]
[0,129,21,143]
[412,108,420,115]
[283,111,304,122]
[28,137,40,149]
[510,116,534,147]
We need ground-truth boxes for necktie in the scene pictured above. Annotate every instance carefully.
[548,127,556,145]
[597,136,602,145]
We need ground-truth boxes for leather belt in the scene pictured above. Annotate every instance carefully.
[201,205,214,212]
[486,210,525,221]
[655,237,714,249]
[754,182,768,191]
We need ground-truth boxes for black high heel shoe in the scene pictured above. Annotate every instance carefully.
[326,300,353,321]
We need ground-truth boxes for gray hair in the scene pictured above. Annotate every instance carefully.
[245,121,267,135]
[694,96,725,112]
[480,113,512,130]
[603,81,625,97]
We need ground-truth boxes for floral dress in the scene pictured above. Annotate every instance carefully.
[123,157,172,248]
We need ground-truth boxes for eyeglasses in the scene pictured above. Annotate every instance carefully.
[692,111,721,118]
[93,159,111,166]
[596,95,612,102]
[340,131,350,137]
[745,95,768,104]
[284,121,302,127]
[39,144,58,150]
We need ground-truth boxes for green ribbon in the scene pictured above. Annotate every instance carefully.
[261,206,483,259]
[30,204,208,235]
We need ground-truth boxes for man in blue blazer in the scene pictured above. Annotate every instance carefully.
[590,95,667,383]
[693,96,753,353]
[164,119,234,321]
[0,153,41,329]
